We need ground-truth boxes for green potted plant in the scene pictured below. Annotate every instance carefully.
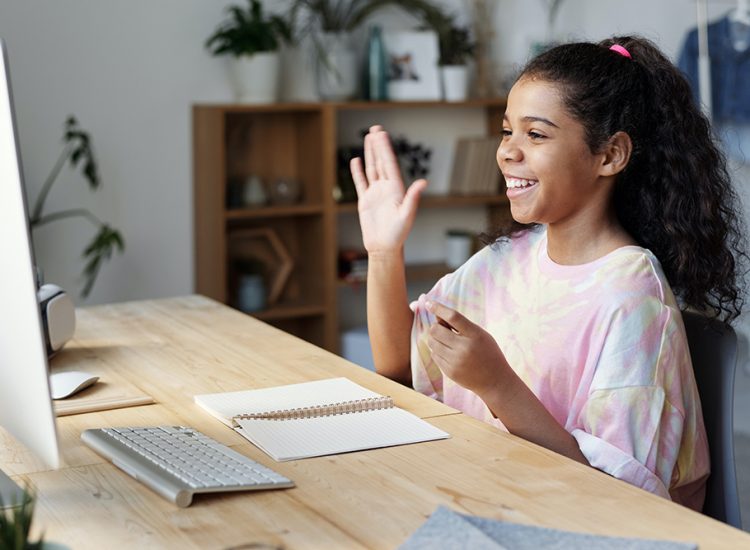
[0,486,44,550]
[29,117,125,299]
[414,3,476,101]
[205,0,292,103]
[287,0,435,100]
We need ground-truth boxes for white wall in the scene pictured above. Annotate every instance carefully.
[0,0,740,305]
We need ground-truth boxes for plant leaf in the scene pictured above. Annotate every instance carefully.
[64,117,100,190]
[81,224,125,298]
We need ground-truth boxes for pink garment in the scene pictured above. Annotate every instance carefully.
[410,226,709,510]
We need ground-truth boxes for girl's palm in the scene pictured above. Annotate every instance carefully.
[350,127,427,254]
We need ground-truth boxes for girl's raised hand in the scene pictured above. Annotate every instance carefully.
[350,125,428,254]
[426,301,511,397]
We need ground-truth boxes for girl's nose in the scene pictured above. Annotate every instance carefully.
[497,136,522,165]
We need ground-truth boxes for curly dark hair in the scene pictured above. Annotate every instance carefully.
[484,35,747,322]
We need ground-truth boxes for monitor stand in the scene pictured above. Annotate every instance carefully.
[0,468,25,509]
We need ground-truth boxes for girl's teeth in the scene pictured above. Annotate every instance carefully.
[506,177,538,188]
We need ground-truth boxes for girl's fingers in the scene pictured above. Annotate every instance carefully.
[374,134,388,182]
[364,132,378,183]
[350,157,368,198]
[375,132,402,182]
[426,301,470,334]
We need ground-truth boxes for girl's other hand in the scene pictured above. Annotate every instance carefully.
[426,300,510,397]
[350,125,428,255]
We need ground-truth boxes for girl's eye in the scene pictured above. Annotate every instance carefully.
[501,129,512,138]
[528,131,546,140]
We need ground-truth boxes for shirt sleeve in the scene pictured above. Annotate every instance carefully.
[570,297,702,500]
[571,386,683,499]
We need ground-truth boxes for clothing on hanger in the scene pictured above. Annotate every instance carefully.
[729,0,750,51]
[679,12,750,124]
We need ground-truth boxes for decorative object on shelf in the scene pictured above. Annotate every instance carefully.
[338,249,369,283]
[448,136,500,195]
[384,30,441,101]
[445,229,475,269]
[28,116,125,299]
[316,31,359,101]
[286,1,377,101]
[234,258,267,312]
[229,228,293,306]
[205,0,292,103]
[415,3,476,101]
[242,175,268,207]
[365,25,388,101]
[286,1,437,100]
[335,130,431,203]
[391,134,432,181]
[269,178,303,205]
[437,25,475,101]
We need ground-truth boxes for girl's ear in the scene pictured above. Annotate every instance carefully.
[599,131,632,177]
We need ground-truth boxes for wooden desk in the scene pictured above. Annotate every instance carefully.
[1,296,748,548]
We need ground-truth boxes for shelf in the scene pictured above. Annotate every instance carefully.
[336,193,508,213]
[226,204,324,221]
[338,262,452,287]
[329,98,507,110]
[194,97,507,113]
[248,302,327,321]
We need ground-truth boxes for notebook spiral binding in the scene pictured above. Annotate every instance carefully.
[233,396,395,421]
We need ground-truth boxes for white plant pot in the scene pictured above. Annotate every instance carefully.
[228,52,280,104]
[441,65,469,102]
[316,32,358,101]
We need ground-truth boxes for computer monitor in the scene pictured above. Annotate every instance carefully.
[0,38,60,506]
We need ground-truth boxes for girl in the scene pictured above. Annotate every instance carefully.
[349,36,746,511]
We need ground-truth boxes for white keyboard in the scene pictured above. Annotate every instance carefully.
[81,426,294,507]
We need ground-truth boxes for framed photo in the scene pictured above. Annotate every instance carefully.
[384,30,441,101]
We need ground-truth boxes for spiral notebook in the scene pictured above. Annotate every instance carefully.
[194,378,449,461]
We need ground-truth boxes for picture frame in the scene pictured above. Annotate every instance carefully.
[384,30,441,101]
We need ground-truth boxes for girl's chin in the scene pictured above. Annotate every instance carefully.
[509,207,537,225]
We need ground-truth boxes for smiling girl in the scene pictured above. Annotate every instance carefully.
[349,36,745,510]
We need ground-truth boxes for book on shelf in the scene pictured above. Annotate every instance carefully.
[194,377,450,462]
[448,137,501,195]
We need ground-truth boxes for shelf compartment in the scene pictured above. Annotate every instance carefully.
[226,204,325,220]
[227,216,328,310]
[225,110,324,205]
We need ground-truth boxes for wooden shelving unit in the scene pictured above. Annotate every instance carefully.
[193,98,508,352]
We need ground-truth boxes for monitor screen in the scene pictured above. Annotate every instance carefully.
[0,38,60,502]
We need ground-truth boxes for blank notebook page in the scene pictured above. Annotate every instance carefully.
[236,407,448,462]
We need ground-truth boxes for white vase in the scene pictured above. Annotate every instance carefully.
[228,52,280,104]
[441,65,469,102]
[316,32,358,101]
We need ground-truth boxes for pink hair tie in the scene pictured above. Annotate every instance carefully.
[609,44,632,59]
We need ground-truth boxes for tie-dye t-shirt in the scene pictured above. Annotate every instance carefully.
[410,226,709,510]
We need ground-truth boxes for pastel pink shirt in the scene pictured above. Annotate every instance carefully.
[410,227,709,510]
